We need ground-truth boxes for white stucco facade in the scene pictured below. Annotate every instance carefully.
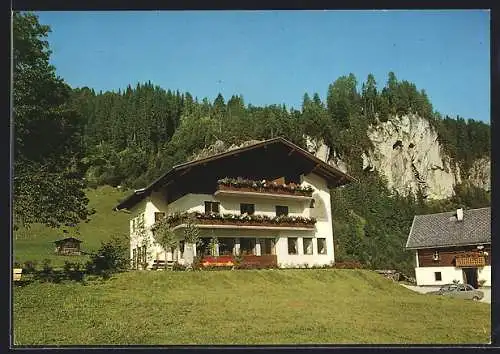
[128,191,173,268]
[478,266,491,286]
[128,172,336,269]
[415,266,491,287]
[301,173,334,264]
[274,231,332,268]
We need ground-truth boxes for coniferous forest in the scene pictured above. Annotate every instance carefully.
[14,12,490,275]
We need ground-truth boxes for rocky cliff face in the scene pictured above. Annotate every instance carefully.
[188,114,489,200]
[306,114,490,200]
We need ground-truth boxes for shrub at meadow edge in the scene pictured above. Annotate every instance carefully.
[85,235,129,278]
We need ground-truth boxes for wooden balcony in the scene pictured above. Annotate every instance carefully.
[455,255,486,268]
[214,178,313,201]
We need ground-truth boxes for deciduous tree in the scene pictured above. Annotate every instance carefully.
[13,11,93,230]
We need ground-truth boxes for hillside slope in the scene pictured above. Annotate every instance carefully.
[13,186,130,267]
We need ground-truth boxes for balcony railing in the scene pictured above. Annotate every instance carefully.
[156,212,316,230]
[215,177,314,198]
[455,255,486,268]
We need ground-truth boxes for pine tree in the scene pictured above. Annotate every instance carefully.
[362,74,377,123]
[326,74,360,129]
[213,93,226,135]
[386,71,398,116]
[301,93,311,111]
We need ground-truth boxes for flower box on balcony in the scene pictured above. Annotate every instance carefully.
[161,212,316,229]
[197,213,315,228]
[195,218,315,229]
[217,177,314,197]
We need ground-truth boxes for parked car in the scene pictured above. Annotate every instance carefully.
[427,284,484,301]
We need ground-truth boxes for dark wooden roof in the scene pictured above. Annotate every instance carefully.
[114,137,357,211]
[54,237,83,245]
[405,207,490,249]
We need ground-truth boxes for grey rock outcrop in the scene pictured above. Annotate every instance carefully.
[305,114,490,200]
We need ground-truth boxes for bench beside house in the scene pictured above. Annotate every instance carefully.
[405,207,491,288]
[13,268,23,282]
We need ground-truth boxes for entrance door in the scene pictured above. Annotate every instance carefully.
[462,268,479,288]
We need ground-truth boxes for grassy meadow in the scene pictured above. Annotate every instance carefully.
[13,269,490,345]
[13,186,131,267]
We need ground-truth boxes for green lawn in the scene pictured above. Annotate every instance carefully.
[13,186,130,267]
[13,269,491,345]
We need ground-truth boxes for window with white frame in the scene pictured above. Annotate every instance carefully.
[260,238,275,255]
[132,248,137,269]
[137,214,145,230]
[303,238,313,255]
[288,238,298,255]
[137,246,145,266]
[155,212,166,223]
[317,238,327,255]
[275,205,289,217]
[205,201,220,214]
[240,203,255,215]
[142,245,147,264]
[136,247,141,265]
[219,238,236,256]
[240,238,256,255]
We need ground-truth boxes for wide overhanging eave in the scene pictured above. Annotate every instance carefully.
[114,190,147,211]
[405,240,491,250]
[113,137,358,210]
[316,166,356,188]
[114,169,179,211]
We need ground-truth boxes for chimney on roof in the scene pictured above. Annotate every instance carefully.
[456,208,464,221]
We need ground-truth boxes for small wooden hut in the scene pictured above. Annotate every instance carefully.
[54,237,82,256]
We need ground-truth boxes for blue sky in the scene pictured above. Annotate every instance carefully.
[36,10,490,122]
